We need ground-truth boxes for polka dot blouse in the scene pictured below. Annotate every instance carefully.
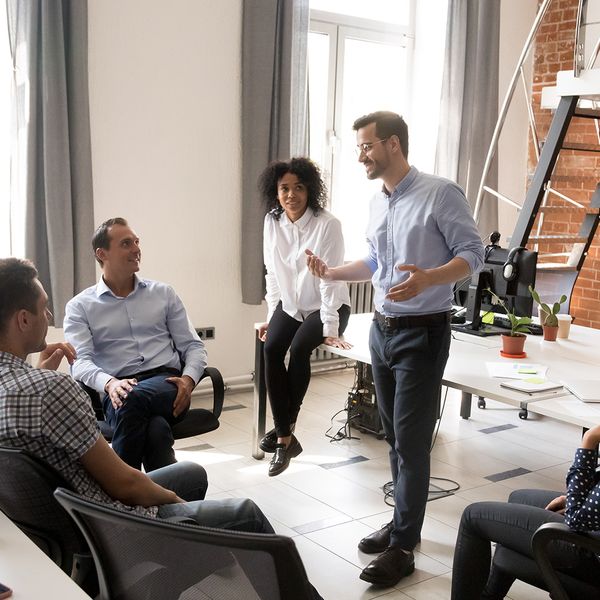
[565,447,600,532]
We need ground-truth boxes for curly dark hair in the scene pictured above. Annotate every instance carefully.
[258,157,327,220]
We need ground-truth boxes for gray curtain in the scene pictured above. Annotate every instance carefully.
[435,0,499,238]
[240,0,309,305]
[7,0,95,324]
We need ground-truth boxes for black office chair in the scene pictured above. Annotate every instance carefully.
[81,366,225,442]
[489,524,600,599]
[54,487,316,600]
[0,447,97,595]
[532,522,600,600]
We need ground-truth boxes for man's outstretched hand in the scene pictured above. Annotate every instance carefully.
[306,249,332,280]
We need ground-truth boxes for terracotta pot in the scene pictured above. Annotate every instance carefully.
[543,325,559,341]
[501,333,526,355]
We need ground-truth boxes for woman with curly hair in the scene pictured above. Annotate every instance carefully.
[257,157,351,476]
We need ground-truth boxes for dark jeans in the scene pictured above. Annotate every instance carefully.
[103,371,187,470]
[451,489,600,599]
[264,303,350,438]
[369,316,451,550]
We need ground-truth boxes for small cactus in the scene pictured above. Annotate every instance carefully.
[529,286,567,327]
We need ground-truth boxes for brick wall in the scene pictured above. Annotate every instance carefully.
[530,0,600,328]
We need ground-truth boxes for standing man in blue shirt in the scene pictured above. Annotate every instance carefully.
[64,217,207,472]
[307,111,484,587]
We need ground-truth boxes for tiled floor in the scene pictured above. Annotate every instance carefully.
[175,368,581,599]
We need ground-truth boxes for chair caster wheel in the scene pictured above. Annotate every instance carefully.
[477,397,486,409]
[519,409,528,420]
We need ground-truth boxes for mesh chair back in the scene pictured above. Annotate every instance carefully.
[0,447,87,572]
[55,488,315,600]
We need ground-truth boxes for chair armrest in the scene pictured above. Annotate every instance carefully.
[76,381,105,421]
[198,367,224,419]
[532,522,600,600]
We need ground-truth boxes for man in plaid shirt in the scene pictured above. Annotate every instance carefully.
[0,257,274,529]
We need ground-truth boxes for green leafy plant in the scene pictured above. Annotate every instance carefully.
[529,286,567,327]
[486,288,532,336]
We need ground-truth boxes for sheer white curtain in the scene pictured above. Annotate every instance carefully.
[435,0,500,237]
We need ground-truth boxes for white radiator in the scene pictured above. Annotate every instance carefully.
[312,281,373,362]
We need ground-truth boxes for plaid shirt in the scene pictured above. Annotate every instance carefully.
[0,351,157,518]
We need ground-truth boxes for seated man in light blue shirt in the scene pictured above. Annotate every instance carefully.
[64,217,207,472]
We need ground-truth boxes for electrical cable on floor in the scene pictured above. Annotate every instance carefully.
[325,406,360,442]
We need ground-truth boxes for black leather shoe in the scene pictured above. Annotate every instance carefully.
[358,522,420,554]
[358,521,394,554]
[359,546,415,587]
[268,436,303,477]
[259,428,278,453]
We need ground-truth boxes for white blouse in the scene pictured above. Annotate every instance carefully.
[263,208,351,338]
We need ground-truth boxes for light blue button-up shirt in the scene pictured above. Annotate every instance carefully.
[363,167,484,316]
[64,276,207,392]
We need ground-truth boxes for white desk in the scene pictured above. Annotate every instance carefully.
[252,314,600,458]
[0,511,91,599]
[526,397,600,430]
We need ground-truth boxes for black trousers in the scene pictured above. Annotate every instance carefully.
[369,315,450,550]
[451,488,600,599]
[264,302,350,438]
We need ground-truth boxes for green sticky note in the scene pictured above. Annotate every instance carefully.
[524,377,545,384]
[482,312,494,324]
[518,368,537,374]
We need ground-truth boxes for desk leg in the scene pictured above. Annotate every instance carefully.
[252,335,267,460]
[460,391,472,419]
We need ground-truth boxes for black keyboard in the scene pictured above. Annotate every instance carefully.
[492,315,543,336]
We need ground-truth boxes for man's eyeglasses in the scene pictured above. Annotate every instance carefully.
[355,138,388,157]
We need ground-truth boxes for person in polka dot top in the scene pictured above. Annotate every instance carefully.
[450,424,600,598]
[565,423,600,531]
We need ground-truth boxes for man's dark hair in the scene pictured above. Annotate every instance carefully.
[353,111,409,159]
[92,217,129,265]
[258,157,327,220]
[0,258,41,334]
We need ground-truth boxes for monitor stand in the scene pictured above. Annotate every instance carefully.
[451,322,504,337]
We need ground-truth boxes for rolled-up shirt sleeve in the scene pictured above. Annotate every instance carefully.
[435,184,484,275]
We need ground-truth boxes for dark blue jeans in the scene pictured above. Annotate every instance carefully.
[451,489,600,599]
[369,316,451,550]
[103,372,187,471]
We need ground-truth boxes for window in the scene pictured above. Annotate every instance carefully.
[308,0,447,259]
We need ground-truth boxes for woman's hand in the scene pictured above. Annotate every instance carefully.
[323,336,352,350]
[257,322,269,342]
[545,494,566,514]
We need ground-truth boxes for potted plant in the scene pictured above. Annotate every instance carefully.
[529,286,567,341]
[487,289,532,356]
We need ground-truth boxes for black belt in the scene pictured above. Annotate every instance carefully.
[119,366,181,381]
[373,310,451,330]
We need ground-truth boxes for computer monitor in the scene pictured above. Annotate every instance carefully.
[454,245,538,335]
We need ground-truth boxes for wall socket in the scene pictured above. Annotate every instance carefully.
[195,327,215,340]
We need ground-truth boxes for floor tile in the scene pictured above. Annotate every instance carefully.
[186,367,583,599]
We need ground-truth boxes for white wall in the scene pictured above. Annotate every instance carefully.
[86,0,265,379]
[497,0,538,245]
[46,1,540,380]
